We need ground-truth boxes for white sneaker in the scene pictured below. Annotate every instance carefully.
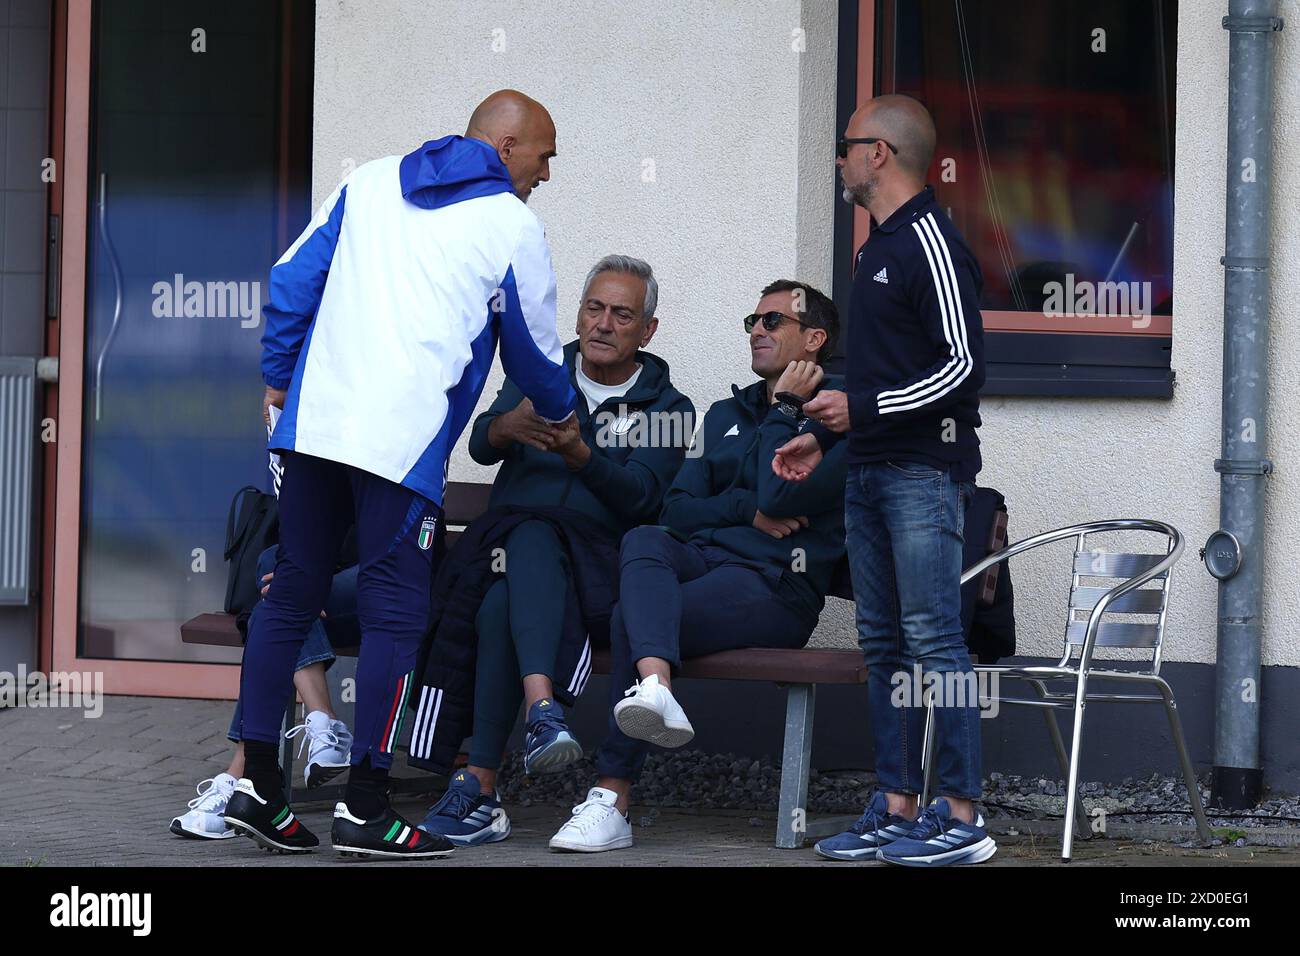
[613,674,694,748]
[549,787,633,853]
[169,772,238,839]
[285,710,353,787]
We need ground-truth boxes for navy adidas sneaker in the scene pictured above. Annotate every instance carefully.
[418,769,510,846]
[523,697,583,775]
[878,797,997,866]
[814,790,918,861]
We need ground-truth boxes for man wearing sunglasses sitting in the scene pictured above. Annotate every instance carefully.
[548,280,849,852]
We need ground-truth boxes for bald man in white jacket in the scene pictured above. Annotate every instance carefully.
[223,91,577,861]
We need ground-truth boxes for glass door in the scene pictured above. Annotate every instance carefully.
[78,0,312,664]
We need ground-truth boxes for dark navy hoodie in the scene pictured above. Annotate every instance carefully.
[469,340,695,536]
[661,377,849,621]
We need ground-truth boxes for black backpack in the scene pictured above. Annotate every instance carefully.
[960,487,1015,664]
[223,486,279,627]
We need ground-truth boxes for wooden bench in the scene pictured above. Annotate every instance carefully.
[183,480,1000,848]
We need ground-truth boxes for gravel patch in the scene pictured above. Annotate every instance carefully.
[982,771,1300,833]
[493,749,1300,836]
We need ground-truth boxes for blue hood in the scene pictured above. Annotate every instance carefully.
[399,135,516,210]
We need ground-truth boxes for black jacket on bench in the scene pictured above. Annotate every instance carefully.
[406,505,619,775]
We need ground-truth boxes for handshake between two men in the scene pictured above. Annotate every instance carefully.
[486,398,590,470]
[482,357,847,491]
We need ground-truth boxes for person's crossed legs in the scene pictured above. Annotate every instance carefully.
[421,520,584,845]
[551,526,815,852]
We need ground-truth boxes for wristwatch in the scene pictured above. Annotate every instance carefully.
[773,390,808,421]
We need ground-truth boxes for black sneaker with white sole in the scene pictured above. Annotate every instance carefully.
[224,778,319,853]
[331,802,455,860]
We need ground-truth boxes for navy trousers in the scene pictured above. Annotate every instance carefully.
[238,452,441,770]
[226,545,359,742]
[594,526,817,782]
[468,520,573,770]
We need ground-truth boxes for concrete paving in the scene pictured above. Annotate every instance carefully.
[1,696,1296,867]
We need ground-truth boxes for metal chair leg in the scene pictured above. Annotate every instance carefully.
[1061,681,1090,862]
[1029,680,1091,841]
[1040,708,1092,841]
[776,683,816,849]
[1154,678,1212,843]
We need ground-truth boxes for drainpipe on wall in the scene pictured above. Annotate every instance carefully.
[1207,0,1283,811]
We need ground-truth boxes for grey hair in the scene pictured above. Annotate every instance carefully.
[580,254,658,320]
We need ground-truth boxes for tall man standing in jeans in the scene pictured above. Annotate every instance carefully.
[224,90,576,859]
[773,94,993,866]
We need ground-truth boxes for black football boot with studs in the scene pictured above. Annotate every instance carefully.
[223,777,319,854]
[331,801,455,860]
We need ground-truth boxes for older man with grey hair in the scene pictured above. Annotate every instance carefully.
[414,254,696,847]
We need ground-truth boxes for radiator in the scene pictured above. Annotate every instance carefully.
[0,357,37,605]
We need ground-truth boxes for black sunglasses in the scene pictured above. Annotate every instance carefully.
[743,311,810,334]
[837,136,899,159]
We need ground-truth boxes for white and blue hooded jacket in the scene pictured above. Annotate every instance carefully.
[261,135,577,506]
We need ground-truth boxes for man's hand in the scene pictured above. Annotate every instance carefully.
[772,360,823,402]
[803,389,851,433]
[263,386,287,430]
[488,398,557,452]
[753,509,809,539]
[772,432,824,482]
[549,412,592,470]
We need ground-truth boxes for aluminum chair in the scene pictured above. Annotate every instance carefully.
[919,519,1212,861]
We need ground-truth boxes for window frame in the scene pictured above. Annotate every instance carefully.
[832,0,1176,398]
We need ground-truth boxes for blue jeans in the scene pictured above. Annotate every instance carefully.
[845,460,981,800]
[226,545,360,741]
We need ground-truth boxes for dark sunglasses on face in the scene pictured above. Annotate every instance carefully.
[837,136,899,159]
[743,311,810,334]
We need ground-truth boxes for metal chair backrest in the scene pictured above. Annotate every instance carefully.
[1062,524,1179,673]
[960,518,1182,676]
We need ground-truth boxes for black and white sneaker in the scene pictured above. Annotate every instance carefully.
[223,778,319,854]
[331,802,455,860]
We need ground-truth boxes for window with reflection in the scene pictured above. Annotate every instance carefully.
[876,0,1177,321]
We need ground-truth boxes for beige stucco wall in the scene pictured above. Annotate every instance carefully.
[313,0,1300,666]
[975,0,1300,668]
